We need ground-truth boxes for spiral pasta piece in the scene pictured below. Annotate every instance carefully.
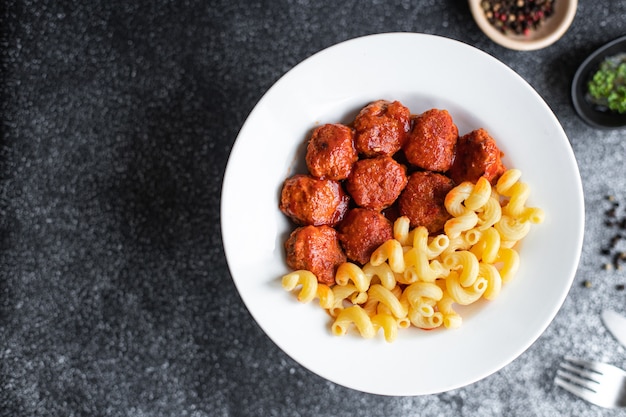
[443,250,479,287]
[408,306,443,330]
[335,262,371,292]
[437,292,462,329]
[362,262,397,290]
[445,271,487,305]
[332,306,376,338]
[367,284,408,319]
[281,270,318,303]
[370,239,405,273]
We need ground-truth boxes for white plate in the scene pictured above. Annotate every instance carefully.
[221,33,584,396]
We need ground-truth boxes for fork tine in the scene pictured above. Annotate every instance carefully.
[556,368,599,391]
[560,361,602,383]
[554,375,601,406]
[555,357,626,409]
[564,356,612,374]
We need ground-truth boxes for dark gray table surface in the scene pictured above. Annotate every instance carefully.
[2,1,625,416]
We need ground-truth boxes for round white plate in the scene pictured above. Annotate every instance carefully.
[221,33,584,396]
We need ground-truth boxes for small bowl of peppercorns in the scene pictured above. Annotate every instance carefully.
[468,0,578,51]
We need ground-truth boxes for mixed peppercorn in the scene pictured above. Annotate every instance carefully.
[481,0,556,36]
[584,195,626,290]
[601,195,626,270]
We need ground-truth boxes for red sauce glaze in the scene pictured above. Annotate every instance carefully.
[404,109,458,172]
[305,123,358,181]
[337,208,393,265]
[353,100,411,157]
[285,225,346,285]
[279,174,350,226]
[448,128,506,185]
[398,171,455,233]
[345,155,408,211]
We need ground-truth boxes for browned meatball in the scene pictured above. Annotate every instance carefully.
[285,225,346,285]
[305,123,358,181]
[448,128,506,185]
[353,100,411,157]
[403,109,458,172]
[280,174,350,226]
[398,171,455,233]
[337,208,393,265]
[344,155,408,211]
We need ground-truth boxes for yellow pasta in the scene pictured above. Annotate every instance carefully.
[367,284,408,319]
[496,168,522,195]
[496,246,520,283]
[479,262,502,300]
[281,168,542,342]
[362,262,396,290]
[370,239,405,273]
[371,314,398,343]
[329,284,365,316]
[494,214,531,242]
[393,215,411,246]
[520,206,545,224]
[476,193,502,230]
[445,270,488,305]
[443,250,479,287]
[402,281,443,318]
[404,248,448,282]
[427,234,450,259]
[282,270,318,303]
[470,226,501,263]
[408,306,444,329]
[412,226,449,259]
[332,305,376,338]
[437,292,462,329]
[465,177,492,211]
[444,182,474,217]
[502,181,530,218]
[335,262,370,292]
[441,234,472,257]
[444,210,478,239]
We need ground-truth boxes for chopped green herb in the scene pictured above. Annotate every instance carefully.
[587,54,626,114]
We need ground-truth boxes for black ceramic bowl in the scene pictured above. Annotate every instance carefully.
[572,35,626,129]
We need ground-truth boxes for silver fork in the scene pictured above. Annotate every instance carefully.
[554,356,626,409]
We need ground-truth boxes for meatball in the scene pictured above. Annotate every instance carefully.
[285,225,346,285]
[398,171,455,233]
[280,174,350,226]
[344,155,408,211]
[448,128,506,185]
[305,123,358,181]
[403,109,458,172]
[337,208,393,265]
[353,100,411,157]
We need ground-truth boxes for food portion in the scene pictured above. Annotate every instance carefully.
[403,108,458,172]
[353,100,411,157]
[337,208,393,265]
[278,99,544,342]
[345,155,408,211]
[586,53,626,114]
[448,128,507,185]
[398,171,455,233]
[279,174,350,226]
[285,225,346,286]
[306,123,358,180]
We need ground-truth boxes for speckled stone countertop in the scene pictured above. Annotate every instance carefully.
[1,1,625,416]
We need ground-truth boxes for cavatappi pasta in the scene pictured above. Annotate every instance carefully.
[281,169,544,342]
